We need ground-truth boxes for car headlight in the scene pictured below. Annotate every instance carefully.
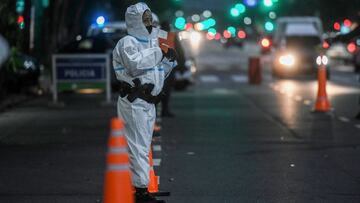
[279,54,296,67]
[316,55,328,66]
[190,32,202,44]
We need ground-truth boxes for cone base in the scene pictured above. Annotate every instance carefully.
[313,101,331,112]
[150,191,171,197]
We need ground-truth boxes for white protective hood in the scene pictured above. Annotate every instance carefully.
[125,3,152,40]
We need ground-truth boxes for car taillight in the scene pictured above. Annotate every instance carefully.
[261,38,271,48]
[322,41,330,49]
[347,42,357,53]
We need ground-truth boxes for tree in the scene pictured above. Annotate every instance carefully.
[0,0,27,51]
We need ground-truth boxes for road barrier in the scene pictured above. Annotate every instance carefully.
[103,118,134,203]
[248,57,262,85]
[313,56,331,112]
[52,54,111,103]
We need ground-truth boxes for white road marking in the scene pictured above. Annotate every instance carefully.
[153,158,161,166]
[355,124,360,129]
[304,100,312,106]
[338,116,350,123]
[211,88,237,95]
[231,75,248,83]
[152,145,162,152]
[199,75,219,83]
[294,95,303,102]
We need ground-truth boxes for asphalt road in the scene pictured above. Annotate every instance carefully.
[0,41,359,203]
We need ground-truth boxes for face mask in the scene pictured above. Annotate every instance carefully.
[142,10,153,34]
[146,25,153,34]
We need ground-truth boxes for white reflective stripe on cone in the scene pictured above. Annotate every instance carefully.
[108,147,128,154]
[112,130,125,136]
[107,164,129,171]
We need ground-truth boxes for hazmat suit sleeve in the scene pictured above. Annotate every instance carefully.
[116,37,163,77]
[0,35,9,67]
[161,57,177,78]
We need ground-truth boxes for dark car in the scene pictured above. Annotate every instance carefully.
[0,49,40,95]
[223,37,244,49]
[59,22,128,92]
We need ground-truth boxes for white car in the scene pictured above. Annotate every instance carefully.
[271,17,328,78]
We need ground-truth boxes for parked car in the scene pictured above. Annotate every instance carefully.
[223,37,244,49]
[0,48,40,94]
[59,22,128,92]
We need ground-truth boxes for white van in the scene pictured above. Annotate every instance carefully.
[272,17,328,77]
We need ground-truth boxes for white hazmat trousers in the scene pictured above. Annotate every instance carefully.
[112,3,176,188]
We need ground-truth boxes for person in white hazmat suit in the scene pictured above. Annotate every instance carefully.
[112,3,176,203]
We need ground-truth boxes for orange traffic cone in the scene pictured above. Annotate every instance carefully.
[148,147,170,196]
[313,65,331,112]
[103,118,134,203]
[148,148,159,193]
[154,124,161,133]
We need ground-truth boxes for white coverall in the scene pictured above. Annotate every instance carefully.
[112,3,176,188]
[0,34,9,67]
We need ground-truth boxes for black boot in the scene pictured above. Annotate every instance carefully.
[135,187,166,203]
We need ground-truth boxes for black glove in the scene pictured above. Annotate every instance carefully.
[163,48,178,62]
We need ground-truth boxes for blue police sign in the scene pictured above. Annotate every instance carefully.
[57,65,105,81]
[52,54,111,103]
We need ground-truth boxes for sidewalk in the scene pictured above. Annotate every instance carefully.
[0,93,33,112]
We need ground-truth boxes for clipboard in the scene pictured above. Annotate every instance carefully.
[158,30,176,53]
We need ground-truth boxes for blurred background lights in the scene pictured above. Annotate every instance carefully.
[245,0,257,7]
[96,16,105,26]
[230,7,240,17]
[175,10,184,17]
[237,30,246,39]
[265,21,274,31]
[235,3,246,13]
[191,14,201,22]
[203,10,212,18]
[269,11,277,19]
[244,17,252,25]
[263,0,273,7]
